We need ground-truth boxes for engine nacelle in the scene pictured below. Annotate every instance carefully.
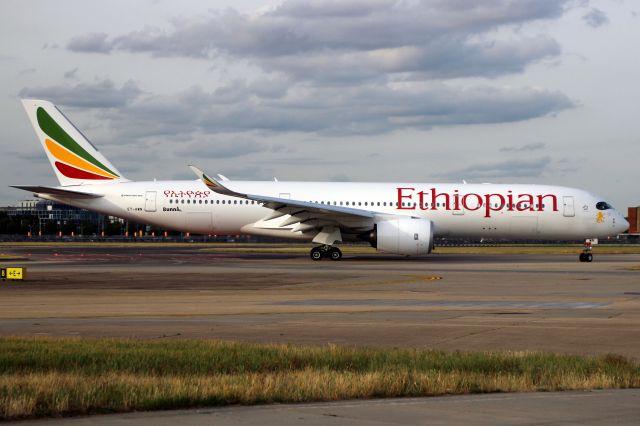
[370,217,434,256]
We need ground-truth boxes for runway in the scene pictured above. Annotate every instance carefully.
[2,244,639,357]
[7,390,640,425]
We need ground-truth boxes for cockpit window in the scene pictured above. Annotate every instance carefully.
[596,201,612,210]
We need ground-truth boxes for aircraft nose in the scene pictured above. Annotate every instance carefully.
[620,215,630,233]
[615,211,629,234]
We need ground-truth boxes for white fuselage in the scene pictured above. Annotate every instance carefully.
[40,180,628,241]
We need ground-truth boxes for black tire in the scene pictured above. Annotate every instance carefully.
[310,247,323,261]
[329,247,342,261]
[579,253,585,262]
[585,253,593,262]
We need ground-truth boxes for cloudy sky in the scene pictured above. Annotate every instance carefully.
[1,0,638,208]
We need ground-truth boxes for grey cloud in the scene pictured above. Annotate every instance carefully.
[54,1,575,142]
[97,83,572,140]
[583,8,609,28]
[329,173,352,182]
[67,32,113,53]
[174,137,264,159]
[19,79,142,108]
[68,0,568,82]
[19,68,37,76]
[500,142,546,152]
[179,0,566,55]
[205,164,274,181]
[64,67,79,80]
[15,150,46,162]
[435,156,552,180]
[0,54,18,62]
[266,36,560,84]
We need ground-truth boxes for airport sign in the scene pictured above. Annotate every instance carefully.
[0,267,25,280]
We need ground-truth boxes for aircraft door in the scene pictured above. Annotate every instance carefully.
[563,196,575,217]
[144,191,157,212]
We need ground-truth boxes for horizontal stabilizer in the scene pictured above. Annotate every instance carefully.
[11,185,103,199]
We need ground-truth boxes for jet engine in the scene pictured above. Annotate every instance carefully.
[369,217,434,256]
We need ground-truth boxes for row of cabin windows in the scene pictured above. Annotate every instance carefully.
[170,199,258,205]
[169,199,546,209]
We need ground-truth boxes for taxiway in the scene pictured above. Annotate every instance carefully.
[1,244,639,357]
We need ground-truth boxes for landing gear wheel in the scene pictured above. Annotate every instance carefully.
[329,247,342,261]
[580,239,594,263]
[310,247,323,261]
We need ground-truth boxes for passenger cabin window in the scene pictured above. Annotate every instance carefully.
[596,201,612,210]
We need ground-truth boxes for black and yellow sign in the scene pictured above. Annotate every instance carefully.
[1,267,26,280]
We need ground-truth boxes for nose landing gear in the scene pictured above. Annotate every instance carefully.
[310,245,342,261]
[579,239,594,262]
[579,252,593,262]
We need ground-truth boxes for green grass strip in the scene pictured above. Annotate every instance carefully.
[1,338,639,419]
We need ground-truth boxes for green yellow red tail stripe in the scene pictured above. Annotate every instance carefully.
[54,162,113,180]
[36,107,120,180]
[44,139,119,179]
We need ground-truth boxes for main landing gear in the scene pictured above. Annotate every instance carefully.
[310,245,342,261]
[579,239,594,263]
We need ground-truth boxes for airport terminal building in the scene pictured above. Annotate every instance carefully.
[0,199,105,236]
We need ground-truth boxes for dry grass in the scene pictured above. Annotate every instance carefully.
[1,338,638,420]
[1,369,633,419]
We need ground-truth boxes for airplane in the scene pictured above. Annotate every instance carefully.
[11,99,629,262]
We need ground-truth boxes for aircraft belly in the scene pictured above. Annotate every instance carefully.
[508,216,539,237]
[183,212,214,234]
[434,212,590,240]
[212,207,265,234]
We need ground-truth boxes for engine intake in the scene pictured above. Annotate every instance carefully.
[370,217,434,256]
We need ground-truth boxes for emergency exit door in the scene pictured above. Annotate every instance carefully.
[145,191,157,212]
[563,196,574,217]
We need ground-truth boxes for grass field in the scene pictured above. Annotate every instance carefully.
[1,338,639,420]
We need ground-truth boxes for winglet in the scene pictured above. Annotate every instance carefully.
[189,165,245,197]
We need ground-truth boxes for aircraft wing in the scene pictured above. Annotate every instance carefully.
[189,166,378,243]
[11,185,103,199]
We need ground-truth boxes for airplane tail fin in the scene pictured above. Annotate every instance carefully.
[20,99,127,186]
